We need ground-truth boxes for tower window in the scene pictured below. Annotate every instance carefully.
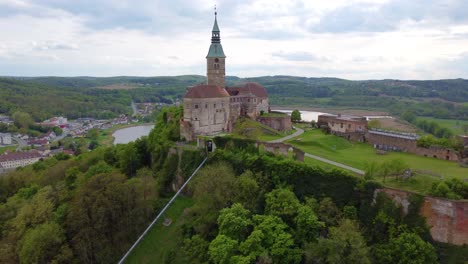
[214,63,219,69]
[214,104,216,108]
[205,104,208,108]
[194,104,198,109]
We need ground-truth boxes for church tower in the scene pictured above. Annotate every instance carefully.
[206,10,226,88]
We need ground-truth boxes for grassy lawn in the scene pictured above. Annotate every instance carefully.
[288,129,468,180]
[0,146,16,154]
[418,117,468,135]
[125,196,194,264]
[260,112,288,117]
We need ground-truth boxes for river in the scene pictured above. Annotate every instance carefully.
[113,125,154,145]
[275,110,393,121]
[274,110,329,122]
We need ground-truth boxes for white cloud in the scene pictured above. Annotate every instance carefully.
[0,0,467,79]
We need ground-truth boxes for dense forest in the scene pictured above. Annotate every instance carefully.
[0,107,466,263]
[1,75,467,121]
[0,78,176,121]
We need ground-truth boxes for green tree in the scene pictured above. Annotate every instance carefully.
[116,142,141,177]
[18,222,69,264]
[190,163,237,236]
[462,124,468,134]
[306,219,371,264]
[182,235,209,263]
[291,109,301,122]
[12,111,33,129]
[233,170,261,211]
[249,214,301,263]
[401,111,416,123]
[86,128,99,141]
[374,232,437,264]
[218,203,252,241]
[294,205,323,244]
[265,188,300,224]
[208,235,238,264]
[67,172,153,263]
[364,161,380,180]
[316,197,342,227]
[310,120,317,128]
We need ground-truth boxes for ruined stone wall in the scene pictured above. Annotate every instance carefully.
[366,132,459,161]
[414,146,459,161]
[257,116,292,132]
[366,132,417,152]
[376,188,468,246]
[257,142,305,162]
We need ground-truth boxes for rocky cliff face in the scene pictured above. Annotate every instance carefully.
[376,188,468,246]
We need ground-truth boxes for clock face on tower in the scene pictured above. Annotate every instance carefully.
[214,58,219,63]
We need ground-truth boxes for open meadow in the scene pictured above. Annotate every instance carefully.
[287,129,467,193]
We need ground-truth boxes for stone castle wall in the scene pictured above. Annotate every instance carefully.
[366,131,459,161]
[257,116,292,132]
[257,142,305,162]
[376,188,468,245]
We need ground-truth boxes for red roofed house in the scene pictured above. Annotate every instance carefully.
[181,11,270,141]
[0,151,42,171]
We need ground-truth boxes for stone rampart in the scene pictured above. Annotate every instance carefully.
[376,188,468,245]
[257,115,292,132]
[257,142,305,161]
[367,131,459,161]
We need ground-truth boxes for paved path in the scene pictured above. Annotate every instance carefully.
[269,127,365,175]
[304,153,365,175]
[268,126,304,143]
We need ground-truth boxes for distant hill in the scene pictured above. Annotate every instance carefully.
[1,76,467,120]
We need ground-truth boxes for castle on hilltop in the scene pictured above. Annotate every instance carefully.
[180,11,271,141]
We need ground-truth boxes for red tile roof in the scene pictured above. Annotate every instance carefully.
[0,151,42,162]
[226,82,268,97]
[184,84,230,98]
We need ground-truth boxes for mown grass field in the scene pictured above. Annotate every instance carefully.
[418,117,468,135]
[287,129,467,180]
[0,146,16,154]
[125,196,194,264]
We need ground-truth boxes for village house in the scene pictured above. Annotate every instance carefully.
[317,114,368,141]
[0,133,12,145]
[0,151,42,171]
[41,116,68,128]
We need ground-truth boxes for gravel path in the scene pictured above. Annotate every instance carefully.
[269,127,365,175]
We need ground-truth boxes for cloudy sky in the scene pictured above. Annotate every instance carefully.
[1,0,467,79]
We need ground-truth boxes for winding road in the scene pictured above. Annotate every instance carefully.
[268,126,304,143]
[269,127,365,175]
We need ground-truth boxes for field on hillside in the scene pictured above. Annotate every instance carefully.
[95,83,141,90]
[288,129,468,192]
[418,117,468,135]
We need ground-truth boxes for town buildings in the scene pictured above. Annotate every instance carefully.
[0,133,12,145]
[0,151,42,171]
[317,114,368,142]
[180,11,271,141]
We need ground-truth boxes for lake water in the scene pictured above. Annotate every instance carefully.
[113,125,154,145]
[275,110,329,122]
